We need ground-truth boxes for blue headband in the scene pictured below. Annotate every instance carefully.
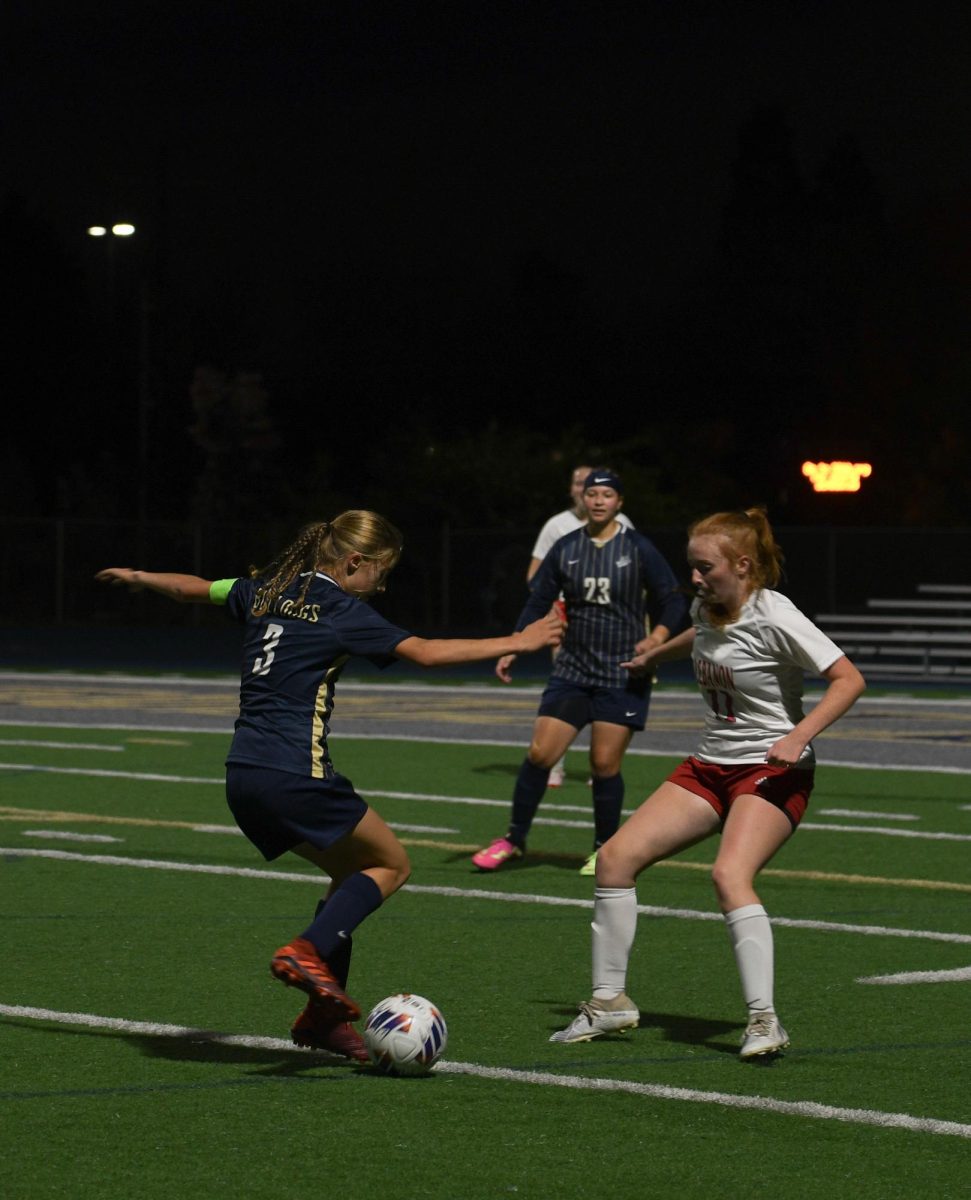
[584,470,623,494]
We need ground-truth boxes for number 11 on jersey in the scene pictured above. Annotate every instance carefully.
[707,689,736,721]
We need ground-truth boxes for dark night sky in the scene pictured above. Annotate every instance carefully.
[5,1,971,523]
[9,2,971,302]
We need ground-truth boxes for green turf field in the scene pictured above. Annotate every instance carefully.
[2,723,970,1198]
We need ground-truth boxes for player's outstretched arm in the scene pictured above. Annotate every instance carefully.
[394,613,562,668]
[95,568,216,604]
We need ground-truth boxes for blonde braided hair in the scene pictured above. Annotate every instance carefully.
[249,511,404,616]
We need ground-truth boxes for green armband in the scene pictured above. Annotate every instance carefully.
[209,578,238,605]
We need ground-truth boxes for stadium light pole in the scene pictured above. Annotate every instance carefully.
[86,223,152,525]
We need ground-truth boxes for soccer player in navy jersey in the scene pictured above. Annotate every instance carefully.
[97,510,560,1062]
[527,463,634,788]
[472,471,689,876]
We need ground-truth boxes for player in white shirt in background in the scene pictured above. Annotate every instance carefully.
[550,507,865,1058]
[528,464,633,788]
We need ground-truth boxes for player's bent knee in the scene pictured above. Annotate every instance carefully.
[373,853,411,898]
[587,757,617,778]
[527,746,560,771]
[391,853,412,891]
[593,839,633,887]
[710,862,751,907]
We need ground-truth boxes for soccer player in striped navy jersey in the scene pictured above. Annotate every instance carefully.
[97,511,561,1061]
[527,463,634,787]
[472,471,688,876]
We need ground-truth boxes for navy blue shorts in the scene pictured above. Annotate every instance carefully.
[537,675,651,731]
[225,764,368,861]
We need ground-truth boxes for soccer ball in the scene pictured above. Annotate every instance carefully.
[362,993,448,1076]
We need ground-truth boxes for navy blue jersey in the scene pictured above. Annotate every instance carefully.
[218,572,412,778]
[518,527,687,686]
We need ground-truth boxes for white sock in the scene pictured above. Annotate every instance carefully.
[591,886,637,999]
[725,903,775,1014]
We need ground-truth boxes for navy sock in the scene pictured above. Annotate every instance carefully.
[301,872,382,963]
[508,758,550,848]
[591,773,625,848]
[311,898,353,986]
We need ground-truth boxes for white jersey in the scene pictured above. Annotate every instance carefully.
[531,508,633,561]
[690,589,844,766]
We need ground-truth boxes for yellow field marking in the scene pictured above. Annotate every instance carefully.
[0,806,204,832]
[3,804,969,894]
[391,837,971,893]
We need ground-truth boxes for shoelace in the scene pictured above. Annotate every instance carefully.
[577,1001,613,1025]
[746,1013,775,1037]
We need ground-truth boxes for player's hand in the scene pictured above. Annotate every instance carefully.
[496,654,517,683]
[517,612,564,653]
[95,568,144,592]
[765,734,806,769]
[623,633,668,677]
[621,647,657,677]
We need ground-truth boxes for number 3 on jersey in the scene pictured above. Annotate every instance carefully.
[253,623,284,676]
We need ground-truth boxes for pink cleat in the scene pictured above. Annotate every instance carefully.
[472,836,523,871]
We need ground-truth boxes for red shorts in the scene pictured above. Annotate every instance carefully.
[666,756,813,829]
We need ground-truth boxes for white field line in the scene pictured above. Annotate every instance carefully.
[3,765,971,840]
[3,718,971,775]
[0,763,220,784]
[4,846,971,945]
[0,1003,968,1140]
[0,739,125,751]
[22,830,124,844]
[799,822,971,842]
[817,809,919,822]
[857,967,971,985]
[189,820,458,836]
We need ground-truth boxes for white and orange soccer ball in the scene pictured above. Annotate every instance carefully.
[362,993,448,1076]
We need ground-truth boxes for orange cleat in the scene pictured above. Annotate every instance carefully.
[270,937,361,1020]
[291,1002,369,1062]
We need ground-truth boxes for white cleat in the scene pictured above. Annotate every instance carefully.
[739,1011,789,1059]
[547,766,566,788]
[549,995,639,1043]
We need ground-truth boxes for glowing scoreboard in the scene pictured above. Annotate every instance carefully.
[801,462,873,493]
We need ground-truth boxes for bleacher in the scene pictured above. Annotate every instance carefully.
[814,584,971,680]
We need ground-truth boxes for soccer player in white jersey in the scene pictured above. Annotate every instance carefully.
[550,507,865,1058]
[528,464,634,789]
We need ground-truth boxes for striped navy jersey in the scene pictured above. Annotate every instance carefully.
[517,526,687,687]
[217,572,411,778]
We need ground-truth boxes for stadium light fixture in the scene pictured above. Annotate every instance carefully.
[86,223,136,238]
